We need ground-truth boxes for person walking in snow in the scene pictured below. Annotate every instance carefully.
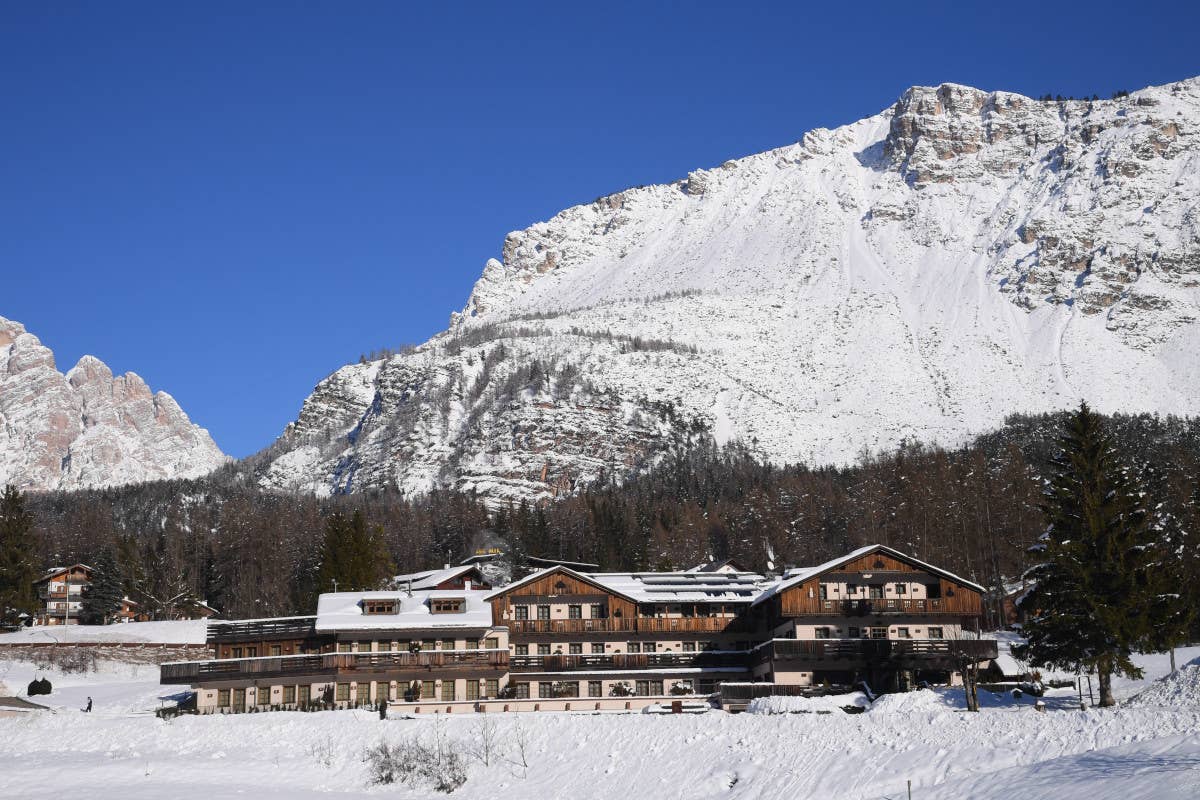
[84,696,92,712]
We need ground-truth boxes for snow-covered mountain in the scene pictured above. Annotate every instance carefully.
[0,316,227,491]
[258,77,1200,504]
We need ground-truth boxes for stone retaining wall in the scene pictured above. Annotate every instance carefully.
[0,642,210,666]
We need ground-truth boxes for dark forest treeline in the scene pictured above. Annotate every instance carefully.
[24,411,1200,622]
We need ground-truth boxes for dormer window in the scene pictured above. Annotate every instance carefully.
[363,600,397,615]
[431,598,465,614]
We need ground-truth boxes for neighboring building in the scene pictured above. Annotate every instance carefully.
[32,564,93,625]
[161,545,997,714]
[392,565,491,591]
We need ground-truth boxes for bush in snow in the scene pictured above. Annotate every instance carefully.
[27,677,52,695]
[365,731,467,793]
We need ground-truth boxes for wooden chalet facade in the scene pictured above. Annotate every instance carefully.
[32,564,92,625]
[161,545,996,714]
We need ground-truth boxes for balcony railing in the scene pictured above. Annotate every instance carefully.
[800,598,952,616]
[509,651,749,672]
[161,648,508,684]
[205,616,318,643]
[506,616,756,635]
[762,638,997,665]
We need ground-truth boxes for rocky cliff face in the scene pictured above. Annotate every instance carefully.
[258,77,1200,504]
[0,317,227,491]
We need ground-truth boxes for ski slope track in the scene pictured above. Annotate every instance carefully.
[262,77,1200,504]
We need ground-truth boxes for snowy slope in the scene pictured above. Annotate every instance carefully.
[2,647,1198,800]
[0,316,227,491]
[260,77,1200,503]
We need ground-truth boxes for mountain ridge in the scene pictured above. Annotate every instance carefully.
[252,75,1199,503]
[0,315,228,491]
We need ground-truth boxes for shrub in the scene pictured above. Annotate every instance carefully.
[365,734,467,793]
[27,677,52,696]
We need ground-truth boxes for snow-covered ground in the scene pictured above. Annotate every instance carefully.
[1,645,1197,799]
[0,619,206,644]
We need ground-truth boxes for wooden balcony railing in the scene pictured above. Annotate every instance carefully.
[205,616,318,643]
[795,598,953,616]
[161,648,508,684]
[761,638,997,665]
[509,651,749,672]
[506,616,756,635]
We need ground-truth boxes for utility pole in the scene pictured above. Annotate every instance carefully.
[332,579,339,593]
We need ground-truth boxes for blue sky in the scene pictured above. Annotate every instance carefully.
[3,1,1197,457]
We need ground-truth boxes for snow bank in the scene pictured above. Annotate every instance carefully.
[0,620,206,644]
[1128,660,1200,707]
[745,692,869,714]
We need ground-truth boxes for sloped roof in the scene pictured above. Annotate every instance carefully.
[483,565,629,602]
[392,565,483,590]
[484,564,772,604]
[315,588,493,632]
[34,564,93,583]
[751,544,985,606]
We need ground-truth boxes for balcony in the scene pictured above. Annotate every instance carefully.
[801,598,952,616]
[506,616,756,635]
[205,617,318,643]
[509,651,749,672]
[761,638,997,667]
[161,648,509,685]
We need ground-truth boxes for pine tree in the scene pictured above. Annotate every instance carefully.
[0,485,38,627]
[1013,403,1162,706]
[315,511,394,593]
[80,548,124,625]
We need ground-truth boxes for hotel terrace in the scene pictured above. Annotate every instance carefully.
[161,546,998,713]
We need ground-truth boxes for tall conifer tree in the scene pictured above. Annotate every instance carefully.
[1014,403,1164,706]
[80,548,124,625]
[0,485,38,626]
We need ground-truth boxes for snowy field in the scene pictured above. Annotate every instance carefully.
[0,619,206,644]
[1,646,1198,800]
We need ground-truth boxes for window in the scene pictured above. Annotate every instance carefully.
[485,637,499,649]
[364,600,397,615]
[465,639,478,650]
[232,688,245,708]
[537,682,553,699]
[568,605,582,619]
[257,686,272,705]
[928,627,944,639]
[869,627,888,639]
[282,686,295,704]
[590,604,604,619]
[635,680,649,696]
[441,681,456,701]
[588,680,603,698]
[537,643,550,655]
[896,583,907,594]
[441,639,456,651]
[336,683,350,702]
[298,685,310,704]
[682,641,696,652]
[818,584,828,600]
[537,605,550,621]
[359,641,373,653]
[431,598,465,614]
[515,644,529,656]
[421,680,435,699]
[897,627,911,639]
[627,642,641,653]
[847,583,858,596]
[217,689,230,708]
[466,681,479,701]
[848,627,860,639]
[869,585,883,600]
[650,680,664,696]
[338,642,352,653]
[485,679,498,698]
[643,642,657,653]
[824,600,833,610]
[514,605,529,620]
[814,627,831,639]
[269,644,282,657]
[514,682,530,699]
[247,647,257,658]
[231,647,243,658]
[569,643,582,655]
[591,643,605,654]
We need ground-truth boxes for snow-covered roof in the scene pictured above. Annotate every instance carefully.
[392,565,482,591]
[315,589,493,632]
[35,563,93,582]
[484,564,771,604]
[587,571,771,603]
[752,544,985,606]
